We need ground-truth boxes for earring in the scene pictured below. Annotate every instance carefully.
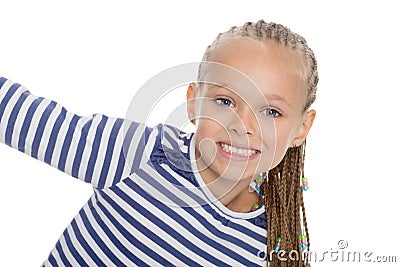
[249,172,266,197]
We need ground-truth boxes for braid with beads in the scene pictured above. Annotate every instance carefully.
[199,20,318,266]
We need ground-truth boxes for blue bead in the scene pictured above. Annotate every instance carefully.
[273,245,280,251]
[302,185,309,191]
[300,243,307,249]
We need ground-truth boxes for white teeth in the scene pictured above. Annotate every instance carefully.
[220,143,256,156]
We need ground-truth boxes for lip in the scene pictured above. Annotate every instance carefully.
[216,141,260,161]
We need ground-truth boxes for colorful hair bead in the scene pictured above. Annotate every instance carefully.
[273,237,281,251]
[301,177,309,191]
[299,235,307,249]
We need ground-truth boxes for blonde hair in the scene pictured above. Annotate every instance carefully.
[199,20,318,113]
[199,20,319,266]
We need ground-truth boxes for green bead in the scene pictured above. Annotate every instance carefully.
[275,237,282,242]
[255,177,264,182]
[301,177,308,182]
[299,235,307,240]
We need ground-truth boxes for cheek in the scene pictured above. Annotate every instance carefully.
[261,120,295,168]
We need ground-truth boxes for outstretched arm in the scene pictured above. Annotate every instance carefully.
[0,77,144,188]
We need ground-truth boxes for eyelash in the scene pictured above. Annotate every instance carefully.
[215,98,234,107]
[261,108,281,118]
[215,98,282,118]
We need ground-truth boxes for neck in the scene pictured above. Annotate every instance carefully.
[194,146,261,212]
[202,172,261,212]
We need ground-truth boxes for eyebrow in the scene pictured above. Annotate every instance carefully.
[264,94,291,107]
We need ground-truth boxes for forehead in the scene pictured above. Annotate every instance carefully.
[201,38,306,110]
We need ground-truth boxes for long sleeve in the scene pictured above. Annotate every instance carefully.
[0,77,146,188]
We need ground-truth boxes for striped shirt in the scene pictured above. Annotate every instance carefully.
[0,77,267,266]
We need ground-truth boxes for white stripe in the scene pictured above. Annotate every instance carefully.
[138,163,201,208]
[0,85,26,142]
[142,124,159,167]
[116,179,236,266]
[66,223,97,266]
[58,234,81,266]
[36,104,63,162]
[159,163,264,258]
[47,247,64,267]
[74,203,114,265]
[122,122,146,173]
[105,119,127,187]
[92,192,163,266]
[103,185,210,266]
[0,79,13,99]
[23,98,52,156]
[64,116,92,177]
[90,116,116,187]
[77,113,105,180]
[10,94,35,149]
[50,110,74,168]
[82,199,134,264]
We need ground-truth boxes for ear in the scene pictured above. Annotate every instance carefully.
[291,109,316,146]
[186,82,197,125]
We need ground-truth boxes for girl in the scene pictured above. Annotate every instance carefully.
[0,20,317,266]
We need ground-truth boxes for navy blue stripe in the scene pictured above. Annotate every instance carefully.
[130,125,153,173]
[117,121,139,176]
[84,115,108,183]
[99,188,202,267]
[125,172,257,266]
[79,205,125,266]
[136,167,188,207]
[113,150,127,185]
[149,160,204,203]
[163,130,183,153]
[31,101,57,158]
[63,227,89,267]
[44,107,67,164]
[130,129,147,172]
[151,162,262,252]
[58,115,80,172]
[0,77,7,90]
[5,90,29,145]
[18,97,44,152]
[97,118,123,188]
[71,117,93,178]
[70,219,106,267]
[46,253,58,267]
[88,198,152,266]
[227,219,265,243]
[0,83,20,123]
[55,240,72,267]
[95,199,172,266]
[112,180,230,267]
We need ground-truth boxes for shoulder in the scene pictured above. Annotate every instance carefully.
[148,123,197,185]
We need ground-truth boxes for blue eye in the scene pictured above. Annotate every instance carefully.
[216,98,234,107]
[262,108,281,118]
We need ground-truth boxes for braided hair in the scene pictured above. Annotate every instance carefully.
[199,20,318,266]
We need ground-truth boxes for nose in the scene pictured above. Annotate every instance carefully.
[227,105,257,136]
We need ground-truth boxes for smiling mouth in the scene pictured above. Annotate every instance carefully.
[218,142,259,157]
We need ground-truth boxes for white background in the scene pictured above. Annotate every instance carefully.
[1,0,399,266]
